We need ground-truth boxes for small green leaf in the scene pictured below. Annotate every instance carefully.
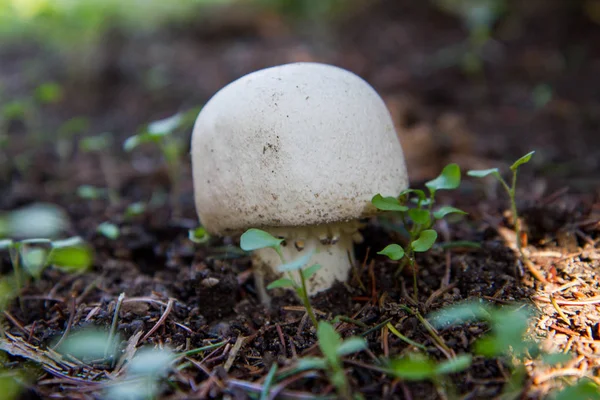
[408,208,430,225]
[147,113,183,135]
[267,278,296,290]
[552,380,600,400]
[260,364,278,400]
[474,335,503,357]
[317,322,342,366]
[371,194,408,212]
[80,133,112,152]
[467,168,501,179]
[97,222,120,240]
[2,101,26,120]
[302,264,322,280]
[388,354,436,380]
[377,244,405,261]
[21,245,51,279]
[435,354,472,375]
[56,329,118,361]
[124,202,146,218]
[240,229,283,251]
[428,301,491,328]
[188,227,210,244]
[433,206,467,219]
[400,189,426,201]
[411,230,437,252]
[336,337,367,357]
[0,240,14,250]
[58,117,89,137]
[128,347,175,377]
[295,357,328,372]
[35,82,63,104]
[278,250,315,273]
[510,151,535,171]
[77,185,104,200]
[425,164,461,193]
[123,135,142,151]
[49,244,93,273]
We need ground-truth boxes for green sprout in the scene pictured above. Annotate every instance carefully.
[123,108,199,217]
[240,228,321,329]
[372,163,465,298]
[0,236,93,295]
[467,151,535,261]
[429,300,574,398]
[79,133,120,204]
[386,351,471,396]
[293,321,367,400]
[188,226,210,244]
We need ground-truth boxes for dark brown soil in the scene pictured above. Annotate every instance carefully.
[1,1,599,399]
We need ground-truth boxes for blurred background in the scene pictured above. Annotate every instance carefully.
[1,0,599,212]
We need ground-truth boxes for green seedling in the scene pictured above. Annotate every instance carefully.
[77,185,106,200]
[124,202,147,219]
[0,236,93,295]
[97,222,120,240]
[467,151,534,260]
[429,300,575,398]
[372,163,465,298]
[433,0,506,75]
[79,133,120,205]
[552,379,600,400]
[386,352,471,396]
[0,203,68,240]
[240,228,321,328]
[56,116,89,167]
[293,321,367,400]
[188,226,210,244]
[123,108,199,217]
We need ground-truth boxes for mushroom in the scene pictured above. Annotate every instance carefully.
[191,62,408,301]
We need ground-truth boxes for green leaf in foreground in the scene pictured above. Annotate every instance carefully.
[552,379,600,400]
[240,229,283,251]
[302,264,322,280]
[371,194,408,212]
[377,244,405,261]
[411,229,437,252]
[435,354,472,375]
[49,244,93,273]
[467,168,500,179]
[408,208,430,225]
[336,337,367,357]
[425,163,461,193]
[433,206,467,220]
[317,322,342,365]
[277,250,315,273]
[388,354,436,380]
[266,278,296,290]
[510,151,535,171]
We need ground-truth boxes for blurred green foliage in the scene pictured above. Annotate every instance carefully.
[0,0,234,47]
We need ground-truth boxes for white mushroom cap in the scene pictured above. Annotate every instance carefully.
[192,62,408,234]
[191,62,408,297]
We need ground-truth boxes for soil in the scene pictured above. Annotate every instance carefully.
[0,0,599,399]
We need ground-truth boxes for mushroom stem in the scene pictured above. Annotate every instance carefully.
[251,222,361,302]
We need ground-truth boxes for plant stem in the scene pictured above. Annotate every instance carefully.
[298,270,319,329]
[274,245,318,329]
[509,169,522,256]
